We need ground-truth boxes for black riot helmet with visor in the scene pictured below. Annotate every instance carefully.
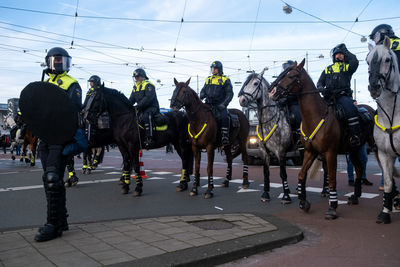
[369,24,397,45]
[87,75,102,90]
[133,68,148,82]
[45,47,71,74]
[330,43,347,62]
[210,61,223,75]
[282,60,294,70]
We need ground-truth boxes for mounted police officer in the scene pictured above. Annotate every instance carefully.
[34,47,83,242]
[279,60,302,129]
[369,24,400,69]
[129,68,160,148]
[317,43,360,147]
[200,61,233,146]
[82,75,103,140]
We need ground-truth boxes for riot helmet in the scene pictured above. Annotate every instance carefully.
[45,47,71,74]
[369,24,396,44]
[88,75,101,88]
[210,61,223,74]
[330,44,347,62]
[282,60,294,70]
[133,68,148,80]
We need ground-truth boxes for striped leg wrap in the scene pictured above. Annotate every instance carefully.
[243,165,248,178]
[383,192,393,212]
[297,183,302,195]
[348,116,359,126]
[226,166,232,179]
[329,191,338,209]
[122,171,131,185]
[283,181,289,193]
[180,169,187,182]
[209,176,214,186]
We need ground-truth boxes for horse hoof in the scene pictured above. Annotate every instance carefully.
[261,192,270,202]
[376,211,391,224]
[30,162,35,166]
[176,182,188,192]
[133,190,142,197]
[20,158,23,162]
[118,179,124,185]
[65,180,72,188]
[204,192,214,199]
[189,190,198,196]
[221,180,229,188]
[121,185,130,195]
[393,196,400,210]
[325,208,338,220]
[11,156,15,160]
[25,158,30,163]
[281,195,292,204]
[347,195,359,205]
[321,189,329,198]
[299,200,311,212]
[242,180,250,189]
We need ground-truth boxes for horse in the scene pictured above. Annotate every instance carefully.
[239,68,314,204]
[2,114,37,166]
[366,36,400,224]
[170,78,250,199]
[82,146,104,174]
[85,85,194,195]
[269,59,375,220]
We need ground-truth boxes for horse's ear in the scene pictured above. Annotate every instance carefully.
[368,43,374,52]
[260,67,268,77]
[298,58,306,69]
[174,78,179,86]
[384,36,391,50]
[185,78,191,87]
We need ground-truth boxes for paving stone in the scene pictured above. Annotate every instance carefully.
[61,229,92,241]
[113,240,149,251]
[125,245,165,259]
[0,233,29,252]
[70,239,115,254]
[140,222,171,231]
[92,230,124,239]
[183,237,216,247]
[78,223,112,234]
[151,239,192,252]
[170,232,203,241]
[45,251,100,267]
[87,248,135,264]
[101,234,134,245]
[135,232,169,243]
[156,227,186,235]
[113,224,141,232]
[154,217,180,223]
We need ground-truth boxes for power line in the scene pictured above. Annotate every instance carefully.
[247,0,262,70]
[342,0,374,42]
[0,5,399,24]
[70,0,80,47]
[172,0,187,59]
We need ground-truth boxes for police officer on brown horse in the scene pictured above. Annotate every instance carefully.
[129,68,160,148]
[200,61,233,146]
[317,44,361,147]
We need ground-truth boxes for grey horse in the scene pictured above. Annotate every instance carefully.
[238,69,294,203]
[367,36,400,224]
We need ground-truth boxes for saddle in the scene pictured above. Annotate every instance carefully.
[138,113,169,132]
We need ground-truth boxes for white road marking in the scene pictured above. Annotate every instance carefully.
[229,179,254,184]
[237,188,260,193]
[151,171,174,175]
[306,187,323,193]
[202,184,222,188]
[259,183,282,188]
[200,176,223,180]
[0,171,19,175]
[147,177,165,180]
[278,193,298,198]
[338,200,348,205]
[214,206,223,211]
[105,172,121,175]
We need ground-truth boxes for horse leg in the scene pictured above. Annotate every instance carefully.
[10,142,15,160]
[204,145,214,199]
[190,146,201,196]
[321,158,330,197]
[376,152,395,224]
[298,150,316,212]
[30,143,36,166]
[348,149,363,205]
[241,141,249,189]
[132,147,143,197]
[175,144,190,192]
[82,151,88,174]
[325,151,338,220]
[119,146,131,194]
[279,156,291,204]
[261,154,271,202]
[392,178,400,210]
[221,147,232,188]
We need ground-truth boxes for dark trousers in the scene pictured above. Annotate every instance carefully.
[142,111,153,137]
[219,108,229,129]
[336,95,360,135]
[38,142,67,227]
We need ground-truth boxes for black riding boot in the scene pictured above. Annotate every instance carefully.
[35,171,67,242]
[348,116,361,147]
[221,116,230,146]
[144,114,154,149]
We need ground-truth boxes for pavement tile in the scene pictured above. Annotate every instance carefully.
[151,239,192,252]
[78,223,112,234]
[61,229,92,241]
[156,227,186,235]
[165,221,191,228]
[0,233,29,252]
[182,236,216,247]
[154,217,180,223]
[113,240,149,251]
[135,232,169,243]
[221,215,249,222]
[92,230,125,239]
[130,218,154,224]
[45,251,100,267]
[101,234,134,245]
[70,239,115,254]
[124,245,165,258]
[140,222,171,231]
[112,224,141,232]
[170,231,203,241]
[176,225,204,233]
[231,230,257,237]
[87,248,135,264]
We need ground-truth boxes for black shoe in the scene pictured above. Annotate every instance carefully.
[362,179,373,186]
[348,180,355,186]
[35,224,62,242]
[350,135,361,147]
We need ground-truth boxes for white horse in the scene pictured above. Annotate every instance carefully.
[367,36,400,224]
[3,114,22,161]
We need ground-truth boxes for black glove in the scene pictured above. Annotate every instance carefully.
[218,104,226,110]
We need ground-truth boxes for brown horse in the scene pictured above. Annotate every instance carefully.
[22,128,38,166]
[269,59,375,219]
[171,78,250,199]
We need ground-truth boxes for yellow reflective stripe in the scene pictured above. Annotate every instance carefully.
[374,115,400,132]
[300,119,325,141]
[390,38,400,51]
[188,123,207,139]
[256,124,277,142]
[325,62,349,74]
[134,80,154,91]
[206,75,229,85]
[46,72,77,90]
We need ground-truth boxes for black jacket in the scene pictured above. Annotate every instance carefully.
[200,75,233,107]
[317,49,359,100]
[129,80,159,114]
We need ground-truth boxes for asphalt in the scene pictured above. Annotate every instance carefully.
[0,213,303,267]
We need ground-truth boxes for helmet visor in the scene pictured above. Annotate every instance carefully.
[47,56,71,72]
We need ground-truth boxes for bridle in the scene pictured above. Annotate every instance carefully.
[238,74,263,102]
[269,66,303,98]
[171,85,203,115]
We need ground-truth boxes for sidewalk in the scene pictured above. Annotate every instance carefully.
[0,213,302,266]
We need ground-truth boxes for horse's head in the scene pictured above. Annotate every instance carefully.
[268,59,306,101]
[2,114,15,130]
[171,78,192,110]
[366,36,399,99]
[238,68,270,107]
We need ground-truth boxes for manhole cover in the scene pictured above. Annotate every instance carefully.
[189,219,234,230]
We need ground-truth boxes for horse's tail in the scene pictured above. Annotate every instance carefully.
[309,158,322,181]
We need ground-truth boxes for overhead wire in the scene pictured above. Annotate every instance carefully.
[247,0,262,70]
[172,0,187,59]
[342,0,374,42]
[70,0,80,47]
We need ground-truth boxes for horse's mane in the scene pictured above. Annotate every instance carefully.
[241,73,269,90]
[103,87,134,110]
